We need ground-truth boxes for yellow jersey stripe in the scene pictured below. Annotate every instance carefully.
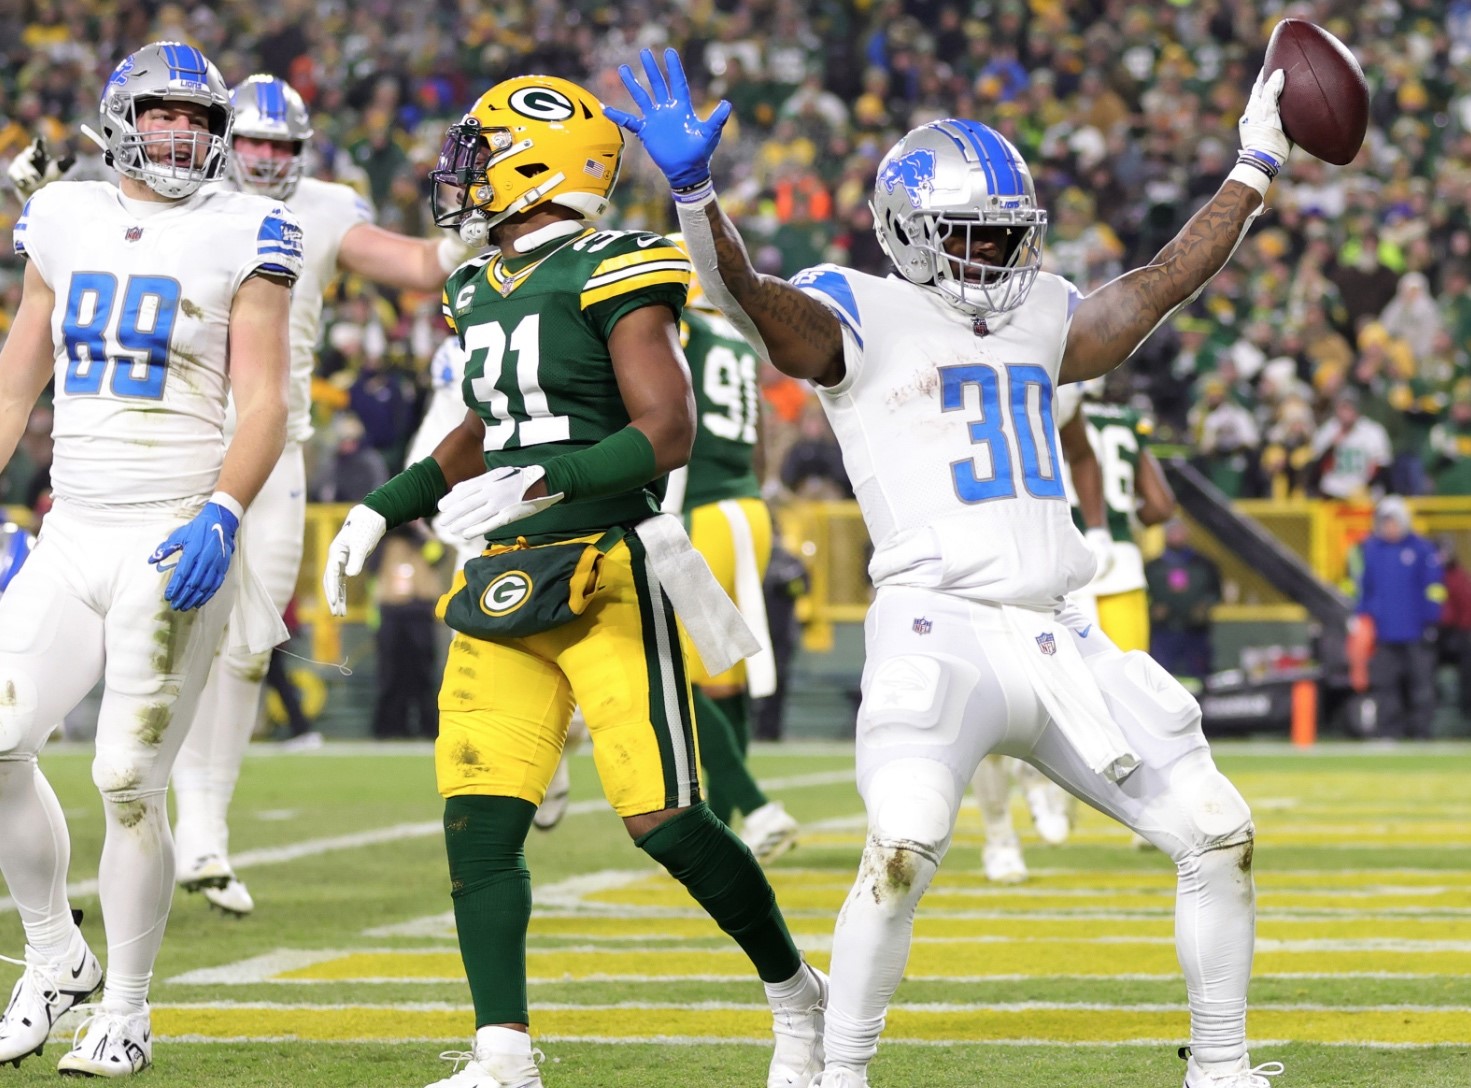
[591,247,688,278]
[581,269,691,309]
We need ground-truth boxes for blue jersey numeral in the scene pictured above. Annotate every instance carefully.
[61,273,182,400]
[940,363,1064,504]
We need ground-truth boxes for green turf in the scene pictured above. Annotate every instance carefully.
[0,741,1464,1086]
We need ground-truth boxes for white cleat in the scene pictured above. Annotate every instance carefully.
[1183,1050,1285,1087]
[532,754,571,832]
[0,929,103,1067]
[812,1069,869,1088]
[203,877,254,917]
[425,1041,543,1088]
[176,853,232,893]
[1026,784,1071,846]
[767,963,827,1088]
[983,840,1028,884]
[56,1004,152,1078]
[740,801,800,861]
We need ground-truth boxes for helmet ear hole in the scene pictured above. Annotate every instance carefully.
[516,164,544,178]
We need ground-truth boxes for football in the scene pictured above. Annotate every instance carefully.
[1262,18,1369,166]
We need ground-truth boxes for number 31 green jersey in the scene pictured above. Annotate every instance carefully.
[441,227,690,539]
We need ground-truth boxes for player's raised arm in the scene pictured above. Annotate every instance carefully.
[336,221,476,293]
[607,48,845,387]
[1060,69,1291,385]
[0,261,59,470]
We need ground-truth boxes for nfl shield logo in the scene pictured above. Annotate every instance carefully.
[125,226,143,243]
[912,617,932,635]
[1035,632,1057,656]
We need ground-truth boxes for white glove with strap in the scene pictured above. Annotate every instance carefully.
[7,136,74,201]
[1085,527,1116,582]
[322,504,387,617]
[1230,68,1291,195]
[436,465,565,542]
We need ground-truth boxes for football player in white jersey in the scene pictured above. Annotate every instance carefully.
[614,48,1290,1088]
[161,74,478,917]
[0,42,301,1076]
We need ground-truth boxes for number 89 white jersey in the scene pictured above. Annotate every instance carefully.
[793,265,1096,610]
[14,181,303,507]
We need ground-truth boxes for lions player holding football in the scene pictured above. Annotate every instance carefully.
[323,74,825,1088]
[615,48,1288,1088]
[0,42,300,1075]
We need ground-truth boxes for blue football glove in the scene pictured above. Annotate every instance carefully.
[603,47,732,190]
[149,502,239,612]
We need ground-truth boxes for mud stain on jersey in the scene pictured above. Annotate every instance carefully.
[451,739,483,771]
[152,606,198,675]
[180,298,205,320]
[884,366,941,410]
[0,680,15,707]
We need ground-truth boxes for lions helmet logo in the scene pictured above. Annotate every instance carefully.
[480,570,533,616]
[508,86,575,122]
[877,148,937,208]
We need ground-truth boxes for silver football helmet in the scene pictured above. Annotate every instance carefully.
[230,74,314,200]
[870,119,1047,317]
[98,41,232,199]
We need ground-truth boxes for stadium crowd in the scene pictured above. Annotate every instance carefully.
[0,0,1467,509]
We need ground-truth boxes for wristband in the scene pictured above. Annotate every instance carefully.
[672,179,716,207]
[1227,160,1272,197]
[208,490,245,521]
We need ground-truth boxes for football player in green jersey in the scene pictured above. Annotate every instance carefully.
[663,233,800,860]
[321,75,826,1088]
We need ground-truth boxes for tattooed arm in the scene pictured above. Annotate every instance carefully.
[680,199,845,387]
[1059,180,1263,385]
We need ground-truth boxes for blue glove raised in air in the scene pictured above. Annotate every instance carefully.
[603,47,732,190]
[149,501,239,612]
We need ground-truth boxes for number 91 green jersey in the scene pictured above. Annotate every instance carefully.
[680,307,762,509]
[441,227,690,538]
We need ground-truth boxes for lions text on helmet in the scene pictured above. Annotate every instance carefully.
[430,75,623,248]
[229,74,314,200]
[93,41,232,200]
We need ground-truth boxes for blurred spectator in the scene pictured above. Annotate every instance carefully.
[780,404,851,499]
[1310,389,1392,500]
[1145,519,1221,682]
[1435,538,1471,718]
[1429,380,1471,495]
[370,523,445,740]
[751,536,810,743]
[313,412,389,503]
[1188,375,1260,499]
[1379,271,1442,364]
[1354,497,1443,741]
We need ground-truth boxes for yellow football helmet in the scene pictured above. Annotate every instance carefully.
[430,74,623,243]
[666,233,715,312]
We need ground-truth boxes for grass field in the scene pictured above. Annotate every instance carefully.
[2,741,1469,1087]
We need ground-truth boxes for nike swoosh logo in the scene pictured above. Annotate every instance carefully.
[288,489,304,499]
[1078,625,1092,638]
[211,523,227,556]
[636,236,661,247]
[70,954,87,980]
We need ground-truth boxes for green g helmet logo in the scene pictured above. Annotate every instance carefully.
[508,86,575,122]
[481,570,533,616]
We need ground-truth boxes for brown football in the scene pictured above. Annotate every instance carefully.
[1262,18,1368,166]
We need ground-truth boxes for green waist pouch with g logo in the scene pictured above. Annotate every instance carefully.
[437,530,621,640]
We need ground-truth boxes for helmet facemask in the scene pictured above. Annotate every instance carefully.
[430,120,538,245]
[229,75,314,201]
[107,94,230,199]
[921,213,1044,315]
[232,138,305,201]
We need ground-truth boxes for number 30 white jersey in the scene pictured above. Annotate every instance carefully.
[14,181,304,507]
[793,265,1095,610]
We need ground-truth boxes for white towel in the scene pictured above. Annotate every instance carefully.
[633,513,760,676]
[718,499,777,697]
[999,604,1140,783]
[226,536,289,655]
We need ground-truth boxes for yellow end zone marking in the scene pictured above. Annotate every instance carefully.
[276,943,1471,982]
[140,1004,1471,1046]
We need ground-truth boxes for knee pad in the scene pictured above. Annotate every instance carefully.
[0,672,38,754]
[864,757,960,858]
[1089,649,1202,742]
[1169,750,1253,848]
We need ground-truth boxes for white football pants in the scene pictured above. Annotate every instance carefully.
[172,445,304,873]
[0,501,233,1005]
[822,586,1255,1078]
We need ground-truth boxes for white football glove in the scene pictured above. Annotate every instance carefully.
[436,464,565,542]
[1237,68,1291,178]
[7,136,74,201]
[322,504,387,617]
[1085,527,1116,582]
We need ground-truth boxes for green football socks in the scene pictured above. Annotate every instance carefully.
[694,687,768,824]
[443,795,537,1026]
[636,802,802,983]
[713,691,750,755]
